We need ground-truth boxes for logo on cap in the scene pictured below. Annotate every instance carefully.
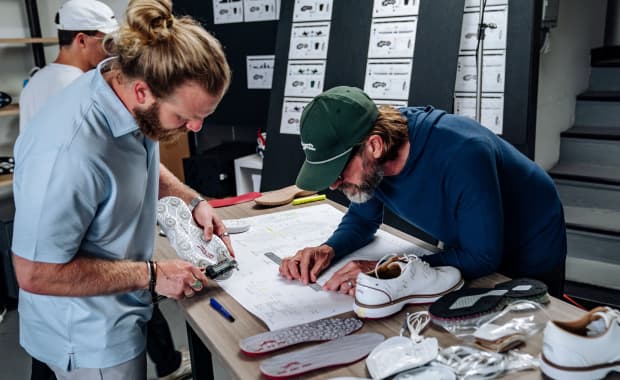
[301,142,316,151]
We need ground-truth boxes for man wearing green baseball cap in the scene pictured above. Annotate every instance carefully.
[279,86,567,298]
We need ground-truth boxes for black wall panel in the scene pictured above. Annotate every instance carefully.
[173,1,279,152]
[503,0,541,158]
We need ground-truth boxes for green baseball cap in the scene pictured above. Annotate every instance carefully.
[295,86,378,191]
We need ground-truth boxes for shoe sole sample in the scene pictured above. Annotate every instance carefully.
[157,196,235,280]
[540,353,620,380]
[254,185,316,207]
[429,278,549,323]
[240,317,363,356]
[259,333,385,379]
[209,192,262,208]
[353,278,465,319]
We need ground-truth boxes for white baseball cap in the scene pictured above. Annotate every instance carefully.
[56,0,118,34]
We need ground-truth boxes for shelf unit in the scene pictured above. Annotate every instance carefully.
[0,174,13,199]
[0,1,52,195]
[0,105,19,117]
[0,37,57,44]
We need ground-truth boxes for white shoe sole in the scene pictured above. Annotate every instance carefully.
[540,354,620,380]
[353,279,464,319]
[259,333,384,379]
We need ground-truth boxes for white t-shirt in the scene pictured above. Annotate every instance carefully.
[19,63,84,132]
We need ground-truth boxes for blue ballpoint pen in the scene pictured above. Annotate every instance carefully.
[210,298,235,322]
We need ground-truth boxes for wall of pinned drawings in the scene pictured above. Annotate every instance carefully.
[262,0,465,192]
[174,0,541,196]
[453,0,509,135]
[280,1,333,135]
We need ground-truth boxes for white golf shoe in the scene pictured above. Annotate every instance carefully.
[540,306,620,380]
[354,255,463,319]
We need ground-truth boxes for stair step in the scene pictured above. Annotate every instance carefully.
[564,206,620,235]
[555,178,620,210]
[550,162,620,186]
[555,178,620,235]
[591,46,620,67]
[590,67,620,92]
[562,126,620,140]
[575,97,620,127]
[577,90,620,101]
[555,137,620,167]
[566,229,620,290]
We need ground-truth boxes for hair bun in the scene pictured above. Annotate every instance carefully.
[125,0,174,43]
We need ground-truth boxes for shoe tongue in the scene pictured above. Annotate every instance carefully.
[388,258,410,272]
[375,257,406,278]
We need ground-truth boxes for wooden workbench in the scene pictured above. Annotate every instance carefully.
[154,200,587,380]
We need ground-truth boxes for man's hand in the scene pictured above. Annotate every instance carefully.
[154,259,209,299]
[323,260,378,296]
[279,245,335,285]
[192,201,235,257]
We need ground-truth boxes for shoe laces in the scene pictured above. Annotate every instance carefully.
[608,308,620,321]
[597,307,620,328]
[437,346,505,379]
[373,253,431,279]
[399,311,431,343]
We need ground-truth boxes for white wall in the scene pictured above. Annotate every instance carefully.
[0,0,127,157]
[535,0,607,169]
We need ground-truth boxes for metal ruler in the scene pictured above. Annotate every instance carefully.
[264,252,322,291]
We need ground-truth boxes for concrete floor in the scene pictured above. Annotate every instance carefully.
[0,298,230,380]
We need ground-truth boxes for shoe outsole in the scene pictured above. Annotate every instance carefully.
[157,196,234,280]
[240,317,363,356]
[353,278,465,319]
[429,278,548,321]
[540,353,620,380]
[254,185,316,207]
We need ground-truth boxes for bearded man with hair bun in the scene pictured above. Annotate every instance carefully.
[12,1,232,378]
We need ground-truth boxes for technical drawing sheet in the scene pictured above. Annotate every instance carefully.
[217,203,433,330]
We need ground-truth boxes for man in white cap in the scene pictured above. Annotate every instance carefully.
[20,2,192,380]
[19,0,118,132]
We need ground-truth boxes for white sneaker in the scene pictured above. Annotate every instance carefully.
[158,348,192,380]
[354,255,463,319]
[540,306,620,380]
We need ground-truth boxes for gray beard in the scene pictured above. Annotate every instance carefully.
[345,190,374,204]
[343,167,384,204]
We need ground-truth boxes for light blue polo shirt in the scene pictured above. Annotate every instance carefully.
[12,58,159,370]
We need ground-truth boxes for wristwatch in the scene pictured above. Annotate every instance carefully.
[189,196,205,213]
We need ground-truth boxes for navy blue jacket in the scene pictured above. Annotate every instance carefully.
[325,106,567,279]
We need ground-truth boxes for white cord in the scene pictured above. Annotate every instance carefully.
[400,311,431,343]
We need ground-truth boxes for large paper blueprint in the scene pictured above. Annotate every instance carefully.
[218,203,433,330]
